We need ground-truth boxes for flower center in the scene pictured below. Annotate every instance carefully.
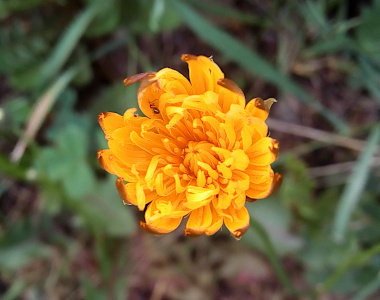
[183,141,218,176]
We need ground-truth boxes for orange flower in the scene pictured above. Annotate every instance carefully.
[98,55,281,238]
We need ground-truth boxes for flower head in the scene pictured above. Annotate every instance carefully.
[98,55,281,238]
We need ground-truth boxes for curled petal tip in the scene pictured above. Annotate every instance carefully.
[272,173,282,193]
[253,98,265,109]
[98,112,109,127]
[98,112,105,123]
[181,54,198,62]
[184,228,204,237]
[232,226,249,240]
[123,72,156,86]
[140,221,166,235]
[264,98,277,112]
[97,149,104,158]
[246,198,258,203]
[217,78,245,98]
[97,150,108,169]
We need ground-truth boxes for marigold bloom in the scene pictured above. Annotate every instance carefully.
[98,54,281,238]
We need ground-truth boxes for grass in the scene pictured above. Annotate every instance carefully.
[1,0,380,299]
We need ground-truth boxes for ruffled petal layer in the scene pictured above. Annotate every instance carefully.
[98,55,281,238]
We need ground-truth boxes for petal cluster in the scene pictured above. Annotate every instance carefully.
[98,55,281,238]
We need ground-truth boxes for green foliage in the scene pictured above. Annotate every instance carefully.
[80,175,137,237]
[355,0,380,62]
[170,0,348,133]
[279,155,316,222]
[1,0,380,298]
[0,18,52,84]
[0,0,45,19]
[333,126,380,243]
[35,117,96,199]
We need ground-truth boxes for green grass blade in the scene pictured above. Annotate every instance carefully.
[321,241,380,292]
[249,217,297,294]
[1,280,27,300]
[352,271,380,300]
[332,125,380,243]
[39,4,99,85]
[170,0,348,133]
[358,57,380,105]
[186,0,270,26]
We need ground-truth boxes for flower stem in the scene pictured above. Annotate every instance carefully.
[249,217,297,294]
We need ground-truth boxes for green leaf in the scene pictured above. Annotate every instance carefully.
[279,155,316,221]
[0,241,50,271]
[321,241,380,292]
[79,175,137,237]
[332,125,380,243]
[35,119,96,199]
[170,0,348,132]
[245,213,297,294]
[1,96,31,130]
[246,198,303,255]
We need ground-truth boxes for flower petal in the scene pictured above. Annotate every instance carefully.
[185,186,217,210]
[98,112,124,137]
[140,217,183,235]
[246,137,279,166]
[223,206,250,239]
[205,204,224,235]
[98,55,281,237]
[246,172,282,200]
[184,204,213,236]
[116,180,148,210]
[97,150,135,181]
[123,72,156,86]
[217,78,245,112]
[245,97,276,121]
[182,54,224,94]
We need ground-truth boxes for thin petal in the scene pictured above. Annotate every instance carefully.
[185,186,217,210]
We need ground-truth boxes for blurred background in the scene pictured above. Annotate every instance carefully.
[1,0,380,299]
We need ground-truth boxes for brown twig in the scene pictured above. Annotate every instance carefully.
[10,68,77,163]
[267,119,375,154]
[308,157,380,178]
